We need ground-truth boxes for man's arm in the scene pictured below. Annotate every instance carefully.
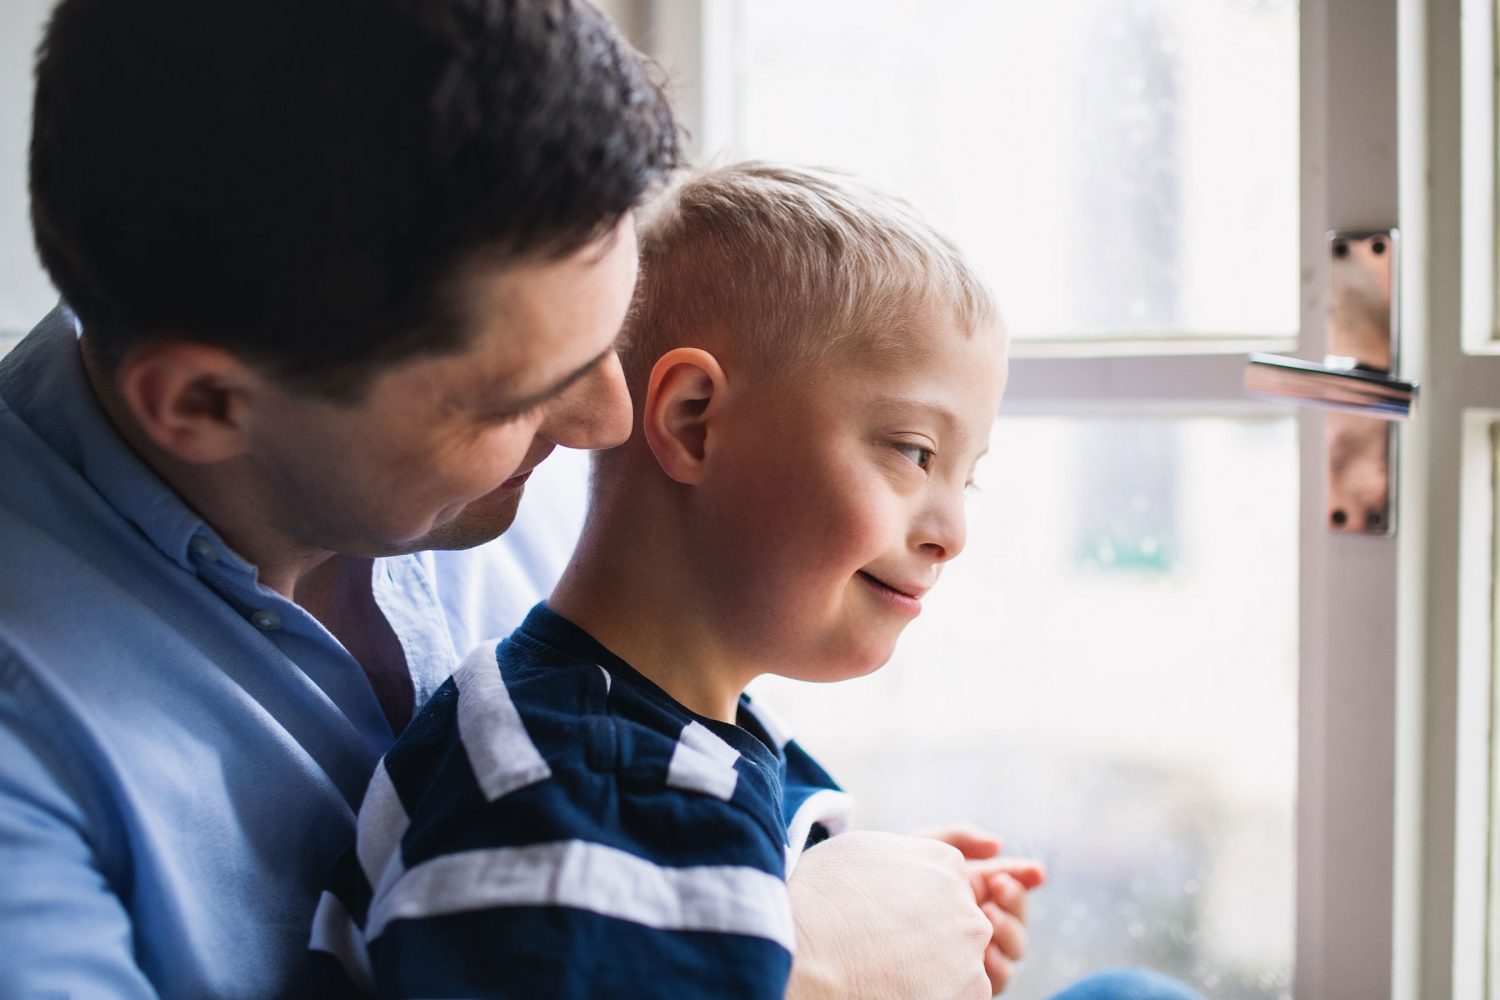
[0,714,158,999]
[785,831,997,1000]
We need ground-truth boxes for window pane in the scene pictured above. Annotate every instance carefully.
[1487,0,1500,347]
[1488,422,1500,997]
[0,0,59,336]
[725,0,1299,343]
[1460,0,1500,349]
[752,416,1297,999]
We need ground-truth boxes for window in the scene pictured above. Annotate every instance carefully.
[1488,422,1500,997]
[726,0,1299,346]
[638,1,1302,995]
[0,0,60,348]
[1463,0,1500,351]
[627,0,1500,996]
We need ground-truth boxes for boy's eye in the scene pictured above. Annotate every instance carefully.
[894,443,934,470]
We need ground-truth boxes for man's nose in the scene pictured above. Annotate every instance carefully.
[538,351,633,451]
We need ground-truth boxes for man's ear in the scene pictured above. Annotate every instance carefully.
[112,340,262,464]
[642,347,727,485]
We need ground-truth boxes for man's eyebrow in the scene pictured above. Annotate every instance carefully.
[490,344,615,414]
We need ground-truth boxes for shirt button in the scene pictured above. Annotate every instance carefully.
[189,537,218,561]
[250,610,282,631]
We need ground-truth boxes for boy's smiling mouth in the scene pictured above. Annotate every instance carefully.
[856,571,927,614]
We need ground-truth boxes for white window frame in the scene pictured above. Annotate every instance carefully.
[1406,0,1500,998]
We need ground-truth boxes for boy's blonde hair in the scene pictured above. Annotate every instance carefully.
[620,162,997,389]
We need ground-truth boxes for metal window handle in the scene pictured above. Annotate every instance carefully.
[1242,229,1418,536]
[1244,352,1418,421]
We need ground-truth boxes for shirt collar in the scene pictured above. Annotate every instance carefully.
[515,601,785,767]
[0,304,227,573]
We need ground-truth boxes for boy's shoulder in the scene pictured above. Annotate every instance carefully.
[375,608,794,861]
[315,615,799,977]
[310,609,854,993]
[313,630,800,996]
[456,611,743,791]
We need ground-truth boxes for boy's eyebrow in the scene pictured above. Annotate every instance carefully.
[873,395,963,430]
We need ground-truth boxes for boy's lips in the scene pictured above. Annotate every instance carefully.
[857,571,927,615]
[858,571,927,599]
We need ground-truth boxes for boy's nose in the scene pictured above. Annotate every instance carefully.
[538,351,633,451]
[913,492,968,563]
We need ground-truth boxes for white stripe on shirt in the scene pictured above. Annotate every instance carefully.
[665,720,741,801]
[309,891,374,992]
[365,839,796,950]
[782,788,856,874]
[357,760,409,894]
[453,644,552,801]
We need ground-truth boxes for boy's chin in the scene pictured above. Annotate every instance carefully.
[789,649,896,685]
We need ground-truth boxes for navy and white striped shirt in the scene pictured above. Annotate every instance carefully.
[309,603,853,998]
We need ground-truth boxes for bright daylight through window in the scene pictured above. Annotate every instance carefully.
[728,0,1298,344]
[728,2,1301,997]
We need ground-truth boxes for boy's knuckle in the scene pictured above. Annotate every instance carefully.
[965,907,993,945]
[929,839,966,869]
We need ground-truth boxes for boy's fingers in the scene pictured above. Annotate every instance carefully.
[983,940,1016,994]
[983,900,1029,964]
[914,823,1003,860]
[973,856,1048,891]
[985,874,1028,925]
[969,867,990,904]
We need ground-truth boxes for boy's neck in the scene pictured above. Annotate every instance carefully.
[549,496,752,725]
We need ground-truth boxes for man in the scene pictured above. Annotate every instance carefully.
[0,0,1024,996]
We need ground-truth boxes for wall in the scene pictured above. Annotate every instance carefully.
[0,0,56,345]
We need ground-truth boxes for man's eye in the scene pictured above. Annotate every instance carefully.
[895,443,933,470]
[482,401,543,426]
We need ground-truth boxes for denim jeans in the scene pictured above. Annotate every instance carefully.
[1047,968,1206,1000]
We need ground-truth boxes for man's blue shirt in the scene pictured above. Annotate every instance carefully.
[0,307,466,998]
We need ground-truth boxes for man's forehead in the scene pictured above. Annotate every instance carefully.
[464,214,637,307]
[423,216,638,408]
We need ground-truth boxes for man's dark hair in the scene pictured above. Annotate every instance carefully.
[30,0,678,398]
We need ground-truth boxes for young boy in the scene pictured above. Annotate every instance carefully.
[309,162,1025,997]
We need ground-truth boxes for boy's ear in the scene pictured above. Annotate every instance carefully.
[642,347,728,486]
[111,340,262,464]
